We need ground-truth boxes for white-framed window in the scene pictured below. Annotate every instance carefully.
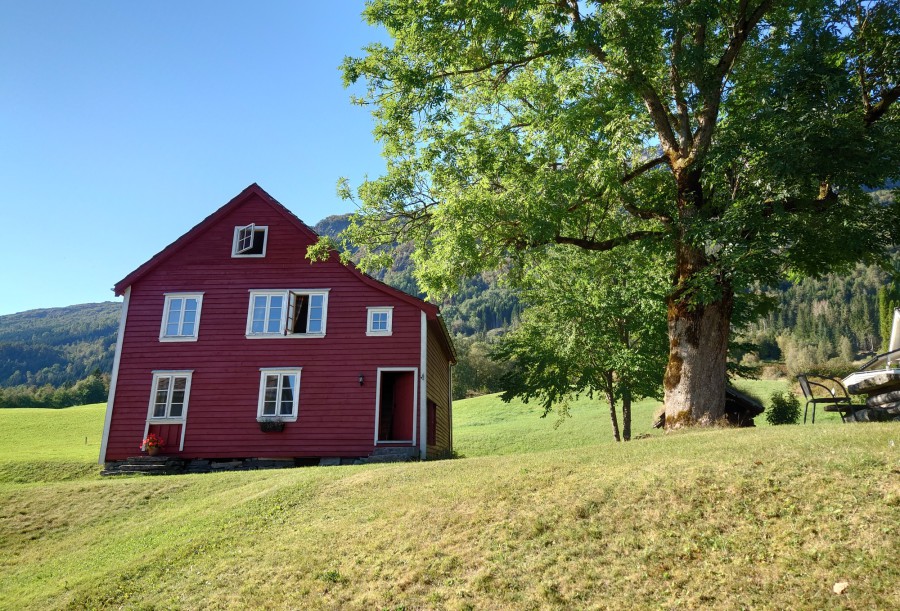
[257,368,301,421]
[232,224,268,257]
[366,306,393,336]
[246,289,329,338]
[159,293,203,341]
[148,371,192,420]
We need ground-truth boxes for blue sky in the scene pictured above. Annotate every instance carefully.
[0,1,387,315]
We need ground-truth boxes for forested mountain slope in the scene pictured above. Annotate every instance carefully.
[0,302,119,387]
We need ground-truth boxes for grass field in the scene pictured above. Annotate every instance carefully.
[1,384,896,609]
[0,403,105,484]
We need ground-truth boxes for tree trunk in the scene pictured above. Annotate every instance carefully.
[621,384,632,441]
[662,168,734,428]
[662,242,733,427]
[604,371,621,441]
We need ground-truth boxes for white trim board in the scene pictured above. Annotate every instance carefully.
[98,287,130,464]
[419,311,428,460]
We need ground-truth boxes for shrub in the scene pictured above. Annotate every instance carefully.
[766,391,801,425]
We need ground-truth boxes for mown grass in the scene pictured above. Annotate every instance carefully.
[0,404,105,483]
[453,393,664,457]
[1,385,896,609]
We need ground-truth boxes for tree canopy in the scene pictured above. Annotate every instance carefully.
[316,0,900,426]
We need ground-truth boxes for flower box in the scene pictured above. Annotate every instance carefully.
[258,419,285,432]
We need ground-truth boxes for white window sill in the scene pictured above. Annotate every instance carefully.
[245,333,326,339]
[159,336,199,342]
[366,331,393,337]
[147,417,187,424]
[256,416,298,423]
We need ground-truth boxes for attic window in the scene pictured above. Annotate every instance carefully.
[233,224,268,257]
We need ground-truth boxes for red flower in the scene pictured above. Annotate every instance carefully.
[140,433,165,451]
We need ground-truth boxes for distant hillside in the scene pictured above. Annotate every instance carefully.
[0,302,120,387]
[313,215,521,335]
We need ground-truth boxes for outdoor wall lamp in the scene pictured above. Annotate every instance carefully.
[358,373,365,386]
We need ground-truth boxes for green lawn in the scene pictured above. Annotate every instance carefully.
[1,386,897,609]
[453,393,664,457]
[0,403,105,484]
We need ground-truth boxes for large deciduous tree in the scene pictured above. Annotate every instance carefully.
[316,0,900,428]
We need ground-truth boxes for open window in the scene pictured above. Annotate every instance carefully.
[286,292,326,335]
[232,224,268,257]
[246,289,328,337]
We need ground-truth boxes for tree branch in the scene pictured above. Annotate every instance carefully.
[432,50,557,80]
[864,84,900,126]
[670,26,692,150]
[561,0,607,62]
[692,0,773,158]
[633,74,682,156]
[622,203,671,223]
[762,184,839,217]
[621,155,668,184]
[554,230,664,251]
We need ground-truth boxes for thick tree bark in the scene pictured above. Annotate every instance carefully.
[621,385,632,441]
[662,234,734,427]
[662,168,733,428]
[663,285,733,427]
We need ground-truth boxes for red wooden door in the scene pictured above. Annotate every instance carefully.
[391,371,414,442]
[378,370,415,443]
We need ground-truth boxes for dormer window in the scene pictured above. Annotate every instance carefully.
[232,224,268,257]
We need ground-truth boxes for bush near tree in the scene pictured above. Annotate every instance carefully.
[766,391,802,425]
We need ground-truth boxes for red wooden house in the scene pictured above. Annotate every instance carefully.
[99,184,455,466]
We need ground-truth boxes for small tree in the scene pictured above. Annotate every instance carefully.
[492,245,668,441]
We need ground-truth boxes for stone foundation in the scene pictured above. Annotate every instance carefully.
[102,455,363,476]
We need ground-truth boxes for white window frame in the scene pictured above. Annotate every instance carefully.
[159,293,204,341]
[257,368,301,422]
[144,370,193,452]
[366,306,394,336]
[246,289,329,338]
[147,371,193,421]
[232,224,268,257]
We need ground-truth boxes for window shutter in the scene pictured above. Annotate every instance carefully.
[236,223,256,254]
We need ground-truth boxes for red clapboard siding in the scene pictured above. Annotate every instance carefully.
[103,185,453,461]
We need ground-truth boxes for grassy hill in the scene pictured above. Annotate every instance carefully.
[1,389,897,609]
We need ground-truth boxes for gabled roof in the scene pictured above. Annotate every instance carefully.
[113,183,440,318]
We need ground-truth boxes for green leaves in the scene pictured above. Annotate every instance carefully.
[326,1,900,419]
[492,244,669,413]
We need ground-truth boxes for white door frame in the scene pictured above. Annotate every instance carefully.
[373,367,418,445]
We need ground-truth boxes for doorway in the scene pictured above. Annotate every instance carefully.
[376,369,417,444]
